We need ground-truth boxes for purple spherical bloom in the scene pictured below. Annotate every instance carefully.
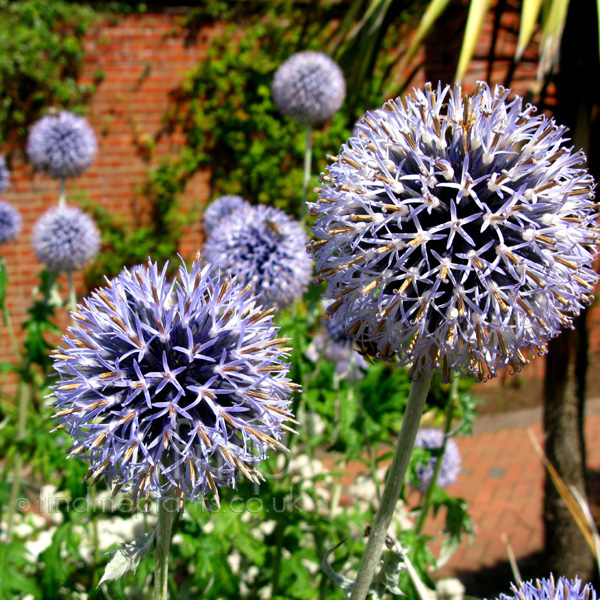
[272,51,346,125]
[496,576,597,600]
[204,195,250,235]
[309,82,599,381]
[27,111,97,178]
[0,201,22,244]
[0,156,10,193]
[414,428,461,492]
[204,204,312,308]
[51,259,297,503]
[33,205,100,272]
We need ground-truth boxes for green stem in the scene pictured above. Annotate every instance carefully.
[414,375,459,535]
[153,501,175,600]
[90,486,101,587]
[272,520,285,596]
[67,271,77,313]
[349,374,432,600]
[6,382,31,539]
[59,178,66,207]
[301,124,313,225]
[0,257,21,363]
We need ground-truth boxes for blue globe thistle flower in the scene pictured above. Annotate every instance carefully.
[0,201,22,245]
[204,205,312,308]
[413,428,461,492]
[50,258,297,503]
[272,51,346,125]
[309,82,599,381]
[33,205,100,272]
[0,156,10,193]
[204,195,250,235]
[27,111,97,179]
[497,576,597,600]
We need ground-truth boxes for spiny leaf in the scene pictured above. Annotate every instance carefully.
[98,529,156,586]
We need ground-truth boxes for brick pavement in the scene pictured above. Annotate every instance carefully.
[431,399,600,580]
[320,398,600,594]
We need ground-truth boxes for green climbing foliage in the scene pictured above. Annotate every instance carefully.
[149,0,404,220]
[0,0,98,150]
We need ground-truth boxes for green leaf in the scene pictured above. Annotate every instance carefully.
[405,0,454,64]
[99,529,157,586]
[516,0,545,61]
[455,0,493,84]
[539,0,570,77]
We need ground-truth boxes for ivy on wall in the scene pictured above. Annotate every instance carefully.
[0,0,98,150]
[0,1,407,288]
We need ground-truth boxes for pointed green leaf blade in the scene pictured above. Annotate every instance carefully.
[516,0,545,61]
[455,0,493,84]
[405,0,454,64]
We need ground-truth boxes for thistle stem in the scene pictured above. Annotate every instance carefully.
[67,271,77,313]
[5,382,31,540]
[301,124,313,225]
[153,501,175,600]
[59,178,66,207]
[415,375,458,535]
[0,257,21,363]
[349,374,432,600]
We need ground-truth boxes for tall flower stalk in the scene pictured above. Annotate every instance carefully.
[302,124,313,225]
[308,82,599,599]
[414,381,459,534]
[272,51,346,220]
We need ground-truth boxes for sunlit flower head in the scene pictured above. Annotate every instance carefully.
[204,195,250,235]
[51,258,297,504]
[204,204,312,308]
[0,156,10,193]
[33,205,100,272]
[309,82,599,381]
[496,576,597,600]
[414,428,461,492]
[0,201,22,245]
[27,111,97,179]
[272,51,346,125]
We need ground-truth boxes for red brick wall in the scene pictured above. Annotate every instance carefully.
[0,6,595,390]
[1,10,217,376]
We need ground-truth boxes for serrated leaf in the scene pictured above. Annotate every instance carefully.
[98,529,156,586]
[373,545,407,597]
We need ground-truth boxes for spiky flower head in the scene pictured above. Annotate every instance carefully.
[51,259,297,503]
[413,428,460,492]
[204,195,250,235]
[0,201,22,245]
[272,51,346,125]
[496,576,597,600]
[27,111,97,179]
[0,156,10,193]
[309,82,599,381]
[33,205,100,272]
[204,204,312,308]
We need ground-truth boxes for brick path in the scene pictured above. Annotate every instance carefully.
[432,399,600,582]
